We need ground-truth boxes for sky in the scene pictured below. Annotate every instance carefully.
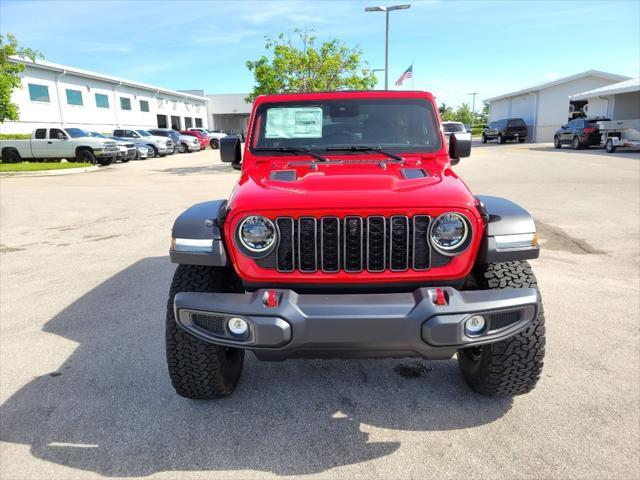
[2,0,639,108]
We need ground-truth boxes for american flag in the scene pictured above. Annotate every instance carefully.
[395,65,413,86]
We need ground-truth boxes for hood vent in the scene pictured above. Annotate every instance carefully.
[401,168,428,179]
[270,170,297,182]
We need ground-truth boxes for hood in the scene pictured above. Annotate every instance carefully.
[227,154,476,215]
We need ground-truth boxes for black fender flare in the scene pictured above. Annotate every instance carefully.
[476,195,540,263]
[170,200,229,266]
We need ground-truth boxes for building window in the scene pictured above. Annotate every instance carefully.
[184,117,193,128]
[95,93,109,108]
[140,100,150,112]
[170,115,181,130]
[66,89,83,106]
[120,97,132,110]
[195,118,203,128]
[157,114,168,128]
[28,83,50,102]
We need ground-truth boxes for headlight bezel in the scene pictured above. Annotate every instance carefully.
[235,215,278,258]
[429,212,472,256]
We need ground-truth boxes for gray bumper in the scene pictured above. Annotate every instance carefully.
[174,287,539,360]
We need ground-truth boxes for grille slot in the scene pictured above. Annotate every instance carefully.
[321,217,340,272]
[298,217,317,272]
[273,215,440,273]
[192,313,226,335]
[344,216,363,272]
[488,310,522,330]
[276,218,294,272]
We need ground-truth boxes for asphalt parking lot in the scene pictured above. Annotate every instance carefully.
[1,143,639,479]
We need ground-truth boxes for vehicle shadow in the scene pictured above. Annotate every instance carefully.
[527,145,640,157]
[154,164,238,176]
[0,257,512,477]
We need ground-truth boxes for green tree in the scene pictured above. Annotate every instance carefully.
[439,102,454,120]
[453,102,474,125]
[245,29,376,102]
[0,34,43,123]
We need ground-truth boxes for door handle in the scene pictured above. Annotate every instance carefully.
[47,141,52,144]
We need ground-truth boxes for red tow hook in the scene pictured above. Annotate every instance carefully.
[434,288,447,306]
[262,289,279,308]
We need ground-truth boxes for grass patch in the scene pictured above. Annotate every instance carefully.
[0,162,93,172]
[0,133,31,140]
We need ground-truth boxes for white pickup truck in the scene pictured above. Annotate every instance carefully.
[0,127,119,165]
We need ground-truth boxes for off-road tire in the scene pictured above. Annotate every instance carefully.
[458,261,545,397]
[553,136,561,149]
[166,264,245,399]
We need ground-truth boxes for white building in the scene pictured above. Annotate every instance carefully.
[0,57,209,135]
[570,77,640,120]
[206,93,252,132]
[485,70,629,142]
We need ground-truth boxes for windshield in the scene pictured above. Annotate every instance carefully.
[443,123,465,133]
[136,130,151,137]
[86,131,107,138]
[66,128,89,138]
[250,98,441,154]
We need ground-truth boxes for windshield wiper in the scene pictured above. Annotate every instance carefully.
[324,145,404,163]
[254,147,328,162]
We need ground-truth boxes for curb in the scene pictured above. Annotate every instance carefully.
[0,165,101,178]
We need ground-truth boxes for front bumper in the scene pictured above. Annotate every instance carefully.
[174,286,539,360]
[187,143,200,152]
[94,148,119,158]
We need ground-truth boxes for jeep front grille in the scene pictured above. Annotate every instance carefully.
[273,215,433,273]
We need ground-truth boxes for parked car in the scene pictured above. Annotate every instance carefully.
[1,127,118,165]
[87,132,136,162]
[442,121,467,144]
[179,130,208,150]
[188,128,227,149]
[165,90,544,401]
[553,117,609,150]
[149,128,200,154]
[109,136,150,159]
[482,118,528,144]
[112,129,173,157]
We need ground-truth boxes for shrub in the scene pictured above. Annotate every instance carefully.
[0,133,31,139]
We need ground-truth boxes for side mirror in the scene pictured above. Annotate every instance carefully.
[220,136,242,166]
[57,132,67,140]
[449,132,472,166]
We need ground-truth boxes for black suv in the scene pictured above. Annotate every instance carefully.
[482,118,528,144]
[553,118,608,150]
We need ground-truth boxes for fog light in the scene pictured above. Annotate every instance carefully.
[227,317,248,336]
[465,315,486,335]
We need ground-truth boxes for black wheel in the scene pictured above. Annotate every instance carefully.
[458,261,545,397]
[76,149,96,164]
[497,134,503,144]
[166,265,245,399]
[120,157,130,163]
[606,139,617,153]
[572,136,581,150]
[553,136,561,149]
[1,149,22,164]
[518,138,526,143]
[481,134,487,144]
[210,139,220,149]
[149,145,159,157]
[97,156,113,166]
[179,142,188,153]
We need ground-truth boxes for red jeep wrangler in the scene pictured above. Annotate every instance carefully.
[167,90,544,399]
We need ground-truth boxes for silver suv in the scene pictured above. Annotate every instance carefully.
[112,129,173,157]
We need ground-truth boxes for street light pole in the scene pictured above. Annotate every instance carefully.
[468,92,477,122]
[365,4,411,90]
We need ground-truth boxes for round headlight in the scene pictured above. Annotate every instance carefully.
[238,216,276,252]
[430,212,469,253]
